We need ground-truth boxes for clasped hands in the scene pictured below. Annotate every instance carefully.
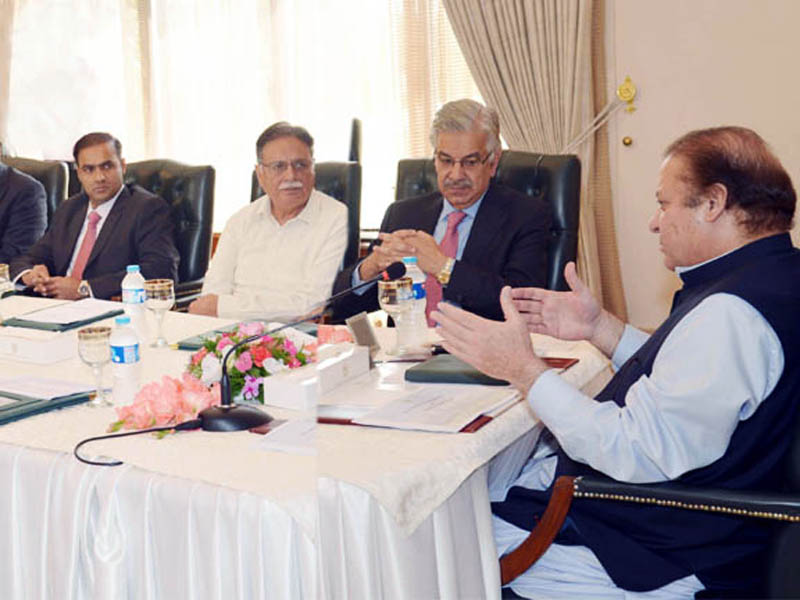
[359,229,447,280]
[21,265,82,299]
[431,262,625,396]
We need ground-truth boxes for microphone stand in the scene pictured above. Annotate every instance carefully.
[198,262,407,432]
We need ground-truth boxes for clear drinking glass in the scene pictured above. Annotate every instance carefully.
[0,263,12,297]
[378,277,413,355]
[77,326,112,407]
[144,279,175,348]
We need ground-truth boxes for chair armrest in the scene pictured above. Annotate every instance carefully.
[574,476,800,522]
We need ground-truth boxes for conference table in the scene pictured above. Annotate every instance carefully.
[0,295,610,599]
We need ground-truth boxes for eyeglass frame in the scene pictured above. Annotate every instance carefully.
[433,150,493,172]
[256,159,315,175]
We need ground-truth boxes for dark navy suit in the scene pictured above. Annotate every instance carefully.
[0,163,47,263]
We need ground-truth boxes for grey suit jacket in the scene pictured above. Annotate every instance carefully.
[10,184,179,299]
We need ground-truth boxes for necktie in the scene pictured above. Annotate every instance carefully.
[70,210,101,280]
[425,210,467,325]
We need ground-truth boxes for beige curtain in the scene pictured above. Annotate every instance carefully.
[0,0,16,148]
[443,0,626,318]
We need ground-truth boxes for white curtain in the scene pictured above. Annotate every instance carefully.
[2,0,480,230]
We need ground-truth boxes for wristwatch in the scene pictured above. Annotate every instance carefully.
[436,257,456,286]
[77,280,92,298]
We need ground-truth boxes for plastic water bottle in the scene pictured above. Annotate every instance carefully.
[110,315,141,406]
[121,264,148,340]
[401,256,428,350]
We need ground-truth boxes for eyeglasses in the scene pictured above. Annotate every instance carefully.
[258,159,314,175]
[434,152,491,171]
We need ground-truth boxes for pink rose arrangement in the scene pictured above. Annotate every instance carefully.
[186,321,316,404]
[109,373,220,436]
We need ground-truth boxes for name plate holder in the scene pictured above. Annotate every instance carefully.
[262,343,370,411]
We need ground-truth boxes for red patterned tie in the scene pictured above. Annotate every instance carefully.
[70,210,101,280]
[425,210,467,326]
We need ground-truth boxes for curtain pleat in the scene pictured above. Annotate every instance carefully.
[0,0,17,149]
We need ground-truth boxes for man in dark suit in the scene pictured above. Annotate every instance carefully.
[10,132,179,300]
[331,99,551,322]
[0,157,47,263]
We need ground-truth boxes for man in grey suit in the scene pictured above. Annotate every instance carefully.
[0,153,47,264]
[10,132,179,300]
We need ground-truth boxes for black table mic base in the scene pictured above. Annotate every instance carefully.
[198,404,273,432]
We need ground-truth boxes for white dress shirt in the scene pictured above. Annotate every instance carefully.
[202,190,347,321]
[492,290,785,598]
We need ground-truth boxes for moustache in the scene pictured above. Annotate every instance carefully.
[443,178,473,190]
[279,181,304,190]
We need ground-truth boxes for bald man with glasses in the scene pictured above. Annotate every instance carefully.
[189,122,347,320]
[331,99,552,322]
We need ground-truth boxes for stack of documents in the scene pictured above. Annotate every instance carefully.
[0,376,93,425]
[318,385,520,433]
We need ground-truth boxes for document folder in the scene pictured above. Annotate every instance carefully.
[403,354,578,385]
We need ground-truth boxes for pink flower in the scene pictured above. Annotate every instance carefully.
[284,339,298,356]
[238,321,264,337]
[191,347,208,365]
[288,357,301,368]
[235,350,253,372]
[217,335,234,352]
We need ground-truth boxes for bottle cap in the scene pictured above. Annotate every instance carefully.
[401,256,418,265]
[126,265,141,273]
[115,316,131,325]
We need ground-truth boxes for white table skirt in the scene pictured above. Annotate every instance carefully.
[0,442,315,600]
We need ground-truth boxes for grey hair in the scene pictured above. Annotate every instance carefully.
[256,122,315,159]
[429,99,501,156]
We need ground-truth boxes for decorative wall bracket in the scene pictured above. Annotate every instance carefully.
[616,76,637,113]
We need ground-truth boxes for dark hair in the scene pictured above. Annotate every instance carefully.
[255,122,314,160]
[665,126,795,234]
[72,132,123,163]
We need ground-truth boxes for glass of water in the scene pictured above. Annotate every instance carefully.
[0,263,12,298]
[77,326,112,406]
[378,277,413,354]
[144,279,175,348]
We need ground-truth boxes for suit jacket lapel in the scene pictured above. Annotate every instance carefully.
[84,185,128,273]
[57,197,90,275]
[461,183,507,263]
[421,194,443,234]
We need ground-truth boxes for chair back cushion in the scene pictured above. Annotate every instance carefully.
[124,160,215,286]
[3,157,68,224]
[396,151,581,291]
[250,161,361,268]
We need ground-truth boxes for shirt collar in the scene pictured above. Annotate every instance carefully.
[87,184,123,220]
[257,190,316,226]
[439,189,486,224]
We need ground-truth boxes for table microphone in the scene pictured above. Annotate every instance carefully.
[198,261,407,432]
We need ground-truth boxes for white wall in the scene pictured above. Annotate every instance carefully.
[607,0,800,330]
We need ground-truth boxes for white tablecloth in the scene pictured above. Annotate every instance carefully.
[0,296,611,599]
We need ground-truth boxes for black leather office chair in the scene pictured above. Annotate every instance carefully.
[250,161,362,269]
[499,442,800,598]
[348,118,362,163]
[3,157,68,224]
[395,151,581,291]
[123,160,215,307]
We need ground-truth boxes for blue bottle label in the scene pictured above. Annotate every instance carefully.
[111,344,140,364]
[412,282,426,300]
[122,288,145,304]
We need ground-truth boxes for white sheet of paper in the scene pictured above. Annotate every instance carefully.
[18,298,121,325]
[0,376,93,400]
[354,386,519,433]
[255,419,316,456]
